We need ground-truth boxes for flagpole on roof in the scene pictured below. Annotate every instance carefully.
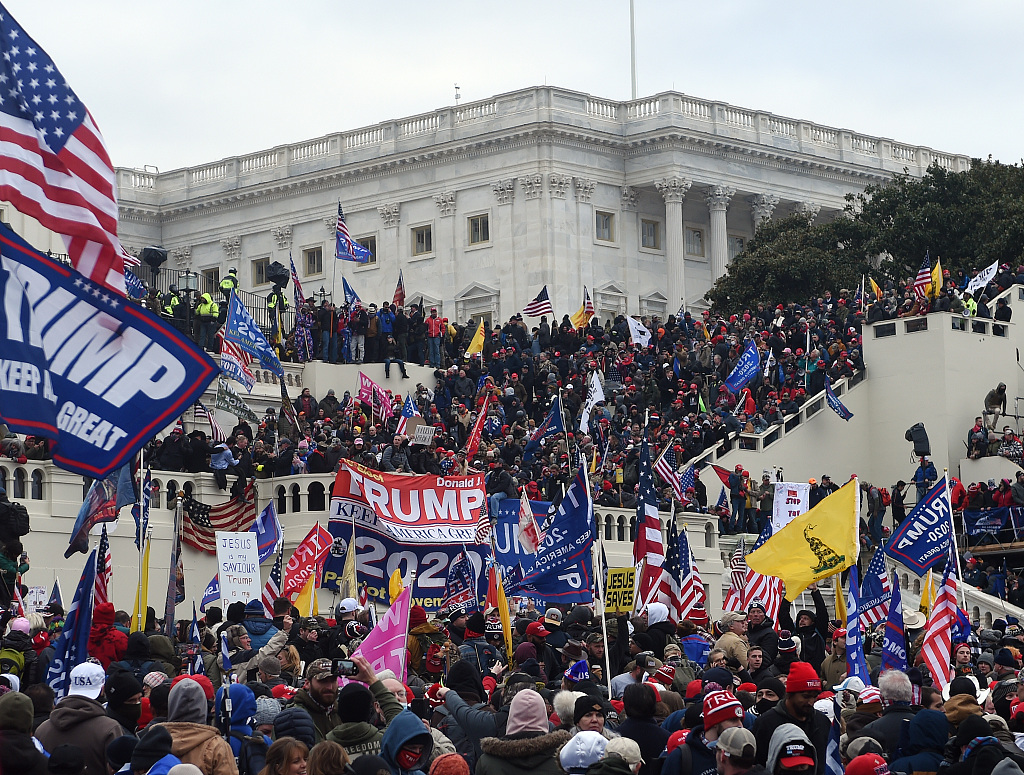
[944,469,968,612]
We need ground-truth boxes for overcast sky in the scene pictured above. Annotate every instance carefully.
[9,1,1023,172]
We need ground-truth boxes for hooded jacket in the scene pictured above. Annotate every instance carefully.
[88,602,128,669]
[111,632,162,681]
[380,708,435,775]
[215,683,269,756]
[156,679,238,775]
[291,686,342,744]
[1,629,37,684]
[35,695,125,775]
[888,709,948,774]
[325,679,405,759]
[754,700,830,775]
[148,634,179,678]
[662,721,715,775]
[644,604,676,661]
[241,615,279,651]
[765,722,816,774]
[475,728,571,775]
[747,616,780,662]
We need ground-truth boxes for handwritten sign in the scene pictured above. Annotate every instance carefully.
[215,531,261,607]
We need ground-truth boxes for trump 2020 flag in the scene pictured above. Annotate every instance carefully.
[824,377,854,421]
[881,570,908,672]
[523,397,566,462]
[845,562,872,683]
[224,291,284,377]
[884,478,952,575]
[46,548,97,700]
[189,602,205,676]
[343,277,363,308]
[724,339,760,394]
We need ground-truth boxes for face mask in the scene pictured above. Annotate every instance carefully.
[396,749,421,770]
[754,697,775,715]
[120,702,143,723]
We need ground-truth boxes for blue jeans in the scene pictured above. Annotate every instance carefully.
[489,492,508,516]
[428,337,442,368]
[730,498,745,533]
[321,332,337,362]
[199,321,217,351]
[869,507,885,545]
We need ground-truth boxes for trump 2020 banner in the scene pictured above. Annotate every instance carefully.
[0,223,218,477]
[884,478,952,575]
[338,460,485,543]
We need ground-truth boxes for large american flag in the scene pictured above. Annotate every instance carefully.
[722,540,747,612]
[523,285,554,317]
[289,253,305,310]
[395,393,420,435]
[93,524,111,606]
[393,269,406,307]
[913,252,932,304]
[194,401,225,443]
[674,519,704,619]
[634,437,666,608]
[859,545,892,627]
[335,202,372,262]
[182,484,257,553]
[0,6,132,293]
[723,526,783,624]
[261,549,283,617]
[921,554,959,690]
[653,444,685,501]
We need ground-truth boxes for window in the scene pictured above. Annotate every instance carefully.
[595,211,614,242]
[251,257,270,286]
[468,214,490,245]
[201,267,220,290]
[413,225,433,256]
[641,219,661,249]
[356,236,377,264]
[728,235,745,260]
[304,246,323,276]
[685,227,704,257]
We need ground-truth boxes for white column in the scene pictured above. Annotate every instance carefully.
[656,177,691,312]
[705,185,735,282]
[749,193,779,233]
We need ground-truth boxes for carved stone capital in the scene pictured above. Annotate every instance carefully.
[549,174,572,200]
[705,185,736,211]
[324,216,338,233]
[124,246,141,259]
[656,176,691,204]
[749,193,779,228]
[520,174,543,200]
[378,203,401,228]
[271,225,293,249]
[621,186,639,211]
[573,177,596,203]
[220,236,241,260]
[492,179,515,205]
[171,246,192,269]
[433,191,456,217]
[795,201,821,223]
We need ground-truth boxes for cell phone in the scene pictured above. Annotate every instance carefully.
[331,659,359,677]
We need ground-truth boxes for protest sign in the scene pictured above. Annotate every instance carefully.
[411,422,436,446]
[772,481,810,534]
[605,568,635,613]
[215,531,260,607]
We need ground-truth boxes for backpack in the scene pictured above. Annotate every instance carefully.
[414,631,448,676]
[434,705,481,771]
[9,502,29,536]
[228,731,268,775]
[878,487,892,507]
[0,647,24,677]
[112,658,161,685]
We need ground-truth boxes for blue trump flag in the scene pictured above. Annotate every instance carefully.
[134,468,152,550]
[824,377,854,421]
[335,203,373,262]
[845,563,872,683]
[0,223,218,478]
[511,466,594,603]
[523,397,566,462]
[441,550,479,612]
[724,339,760,394]
[66,464,135,558]
[881,570,908,672]
[189,602,206,675]
[343,277,363,308]
[884,478,952,575]
[223,291,284,377]
[46,577,63,610]
[46,548,97,700]
[825,697,843,775]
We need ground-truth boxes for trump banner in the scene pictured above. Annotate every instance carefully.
[884,478,952,575]
[0,223,218,477]
[357,372,393,418]
[338,460,485,544]
[282,523,333,598]
[724,339,760,394]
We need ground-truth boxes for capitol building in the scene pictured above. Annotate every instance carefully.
[107,85,969,327]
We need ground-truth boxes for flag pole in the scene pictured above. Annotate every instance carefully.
[164,490,183,637]
[136,447,145,631]
[944,469,968,611]
[593,524,614,699]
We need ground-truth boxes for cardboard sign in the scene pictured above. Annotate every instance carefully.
[411,422,436,446]
[605,567,635,613]
[215,531,261,607]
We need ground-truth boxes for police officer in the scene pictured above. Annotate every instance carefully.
[219,267,239,300]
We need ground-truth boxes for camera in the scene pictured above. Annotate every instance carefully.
[331,659,359,677]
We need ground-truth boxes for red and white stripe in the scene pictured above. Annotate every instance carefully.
[93,525,112,606]
[653,447,684,502]
[633,509,664,568]
[722,544,747,612]
[261,551,283,617]
[922,565,959,690]
[181,484,258,554]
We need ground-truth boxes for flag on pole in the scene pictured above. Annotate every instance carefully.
[45,549,97,700]
[393,270,406,307]
[93,525,112,607]
[859,546,892,627]
[578,371,605,432]
[844,563,872,683]
[913,252,932,304]
[282,524,333,598]
[465,319,485,357]
[189,603,205,676]
[921,556,959,690]
[395,394,421,435]
[869,277,882,300]
[653,444,685,502]
[523,397,566,462]
[569,287,595,330]
[47,578,63,611]
[522,286,554,317]
[224,291,285,377]
[722,541,747,612]
[441,551,477,612]
[132,534,151,633]
[219,332,256,393]
[335,203,372,262]
[881,570,908,672]
[723,526,784,624]
[517,490,542,554]
[0,6,131,294]
[929,257,944,301]
[261,550,283,617]
[343,277,363,308]
[294,571,318,617]
[336,532,358,602]
[715,487,728,511]
[464,393,492,462]
[824,377,854,421]
[135,468,151,551]
[289,253,306,310]
[626,316,652,347]
[825,698,843,775]
[66,465,134,558]
[674,519,704,620]
[495,563,514,666]
[181,484,257,553]
[920,570,934,615]
[966,259,999,297]
[195,401,225,443]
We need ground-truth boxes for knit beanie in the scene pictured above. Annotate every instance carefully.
[106,735,138,773]
[410,606,428,628]
[428,753,470,775]
[106,671,143,708]
[336,683,374,723]
[0,690,32,733]
[506,689,548,734]
[48,745,86,775]
[466,612,486,636]
[573,695,607,725]
[253,696,281,728]
[757,676,786,699]
[131,726,174,772]
[703,690,744,729]
[786,662,822,693]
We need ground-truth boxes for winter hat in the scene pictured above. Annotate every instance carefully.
[167,767,204,775]
[564,659,591,684]
[336,683,374,723]
[106,671,143,709]
[106,735,138,773]
[703,690,744,729]
[573,695,607,725]
[143,671,169,689]
[273,707,316,748]
[131,726,174,772]
[559,731,608,773]
[428,753,470,775]
[410,606,428,628]
[786,662,822,693]
[653,665,676,686]
[465,611,486,636]
[8,618,29,635]
[846,753,890,775]
[244,599,264,616]
[978,653,995,668]
[996,648,1017,668]
[506,689,549,734]
[846,737,885,760]
[253,696,281,727]
[758,676,786,698]
[955,713,993,747]
[258,656,281,676]
[0,690,33,732]
[777,630,797,654]
[48,745,86,775]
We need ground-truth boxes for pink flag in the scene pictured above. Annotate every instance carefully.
[358,372,394,420]
[348,587,412,682]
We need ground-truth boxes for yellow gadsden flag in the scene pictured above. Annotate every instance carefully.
[747,479,859,601]
[920,570,934,615]
[570,287,594,330]
[929,258,943,301]
[388,568,405,604]
[465,320,485,357]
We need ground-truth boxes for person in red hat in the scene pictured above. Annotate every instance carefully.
[845,752,889,775]
[752,662,829,773]
[663,689,745,775]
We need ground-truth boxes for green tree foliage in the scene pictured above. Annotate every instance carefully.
[706,159,1024,311]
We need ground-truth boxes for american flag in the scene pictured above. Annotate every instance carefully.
[474,494,492,545]
[396,394,420,435]
[722,540,747,612]
[217,325,255,392]
[289,253,306,310]
[674,520,704,619]
[716,487,728,510]
[724,526,783,624]
[913,252,932,304]
[335,203,372,262]
[393,269,406,307]
[921,554,959,690]
[0,6,133,294]
[523,286,554,317]
[859,545,892,627]
[194,401,225,443]
[261,549,283,617]
[93,524,111,606]
[634,436,666,609]
[653,444,685,501]
[182,483,257,553]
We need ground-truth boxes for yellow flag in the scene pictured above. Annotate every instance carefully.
[388,568,404,604]
[338,527,358,600]
[747,479,859,600]
[929,258,943,301]
[294,572,317,617]
[570,289,594,330]
[834,574,847,623]
[465,320,485,357]
[920,570,934,615]
[869,277,882,301]
[132,537,152,633]
[495,566,514,666]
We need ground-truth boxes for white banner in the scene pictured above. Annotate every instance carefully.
[966,259,998,297]
[772,481,811,534]
[215,531,261,607]
[579,370,606,431]
[627,315,652,347]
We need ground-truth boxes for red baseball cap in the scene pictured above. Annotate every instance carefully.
[525,621,550,637]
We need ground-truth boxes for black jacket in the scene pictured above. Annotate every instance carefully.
[860,704,918,759]
[753,701,830,775]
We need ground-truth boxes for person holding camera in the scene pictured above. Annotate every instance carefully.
[288,617,326,666]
